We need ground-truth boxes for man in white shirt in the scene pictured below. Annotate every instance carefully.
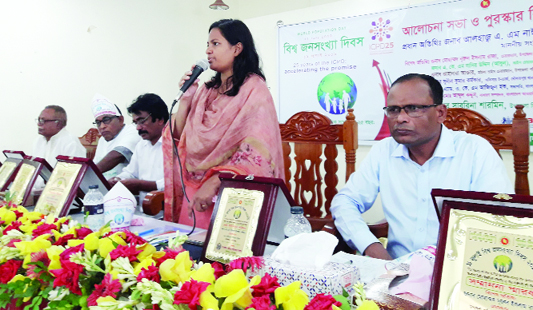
[32,105,86,167]
[331,73,513,260]
[108,93,168,211]
[92,94,140,179]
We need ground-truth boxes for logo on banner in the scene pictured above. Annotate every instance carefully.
[369,17,394,54]
[317,72,357,115]
[493,255,513,273]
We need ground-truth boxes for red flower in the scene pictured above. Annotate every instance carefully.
[27,251,51,280]
[155,248,185,266]
[13,210,24,218]
[50,261,84,295]
[75,227,93,239]
[32,223,58,238]
[304,294,341,310]
[59,244,85,263]
[109,244,142,263]
[137,265,160,283]
[246,295,276,310]
[173,279,210,310]
[0,260,23,284]
[251,273,280,297]
[87,273,122,306]
[3,221,22,235]
[0,220,4,226]
[212,261,226,279]
[6,238,21,247]
[227,256,264,273]
[54,234,76,246]
[123,230,148,246]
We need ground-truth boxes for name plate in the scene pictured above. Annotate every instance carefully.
[205,187,264,263]
[35,162,82,217]
[431,199,533,309]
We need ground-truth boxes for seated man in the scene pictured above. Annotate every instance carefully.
[32,105,86,167]
[92,94,140,178]
[108,93,168,212]
[331,73,512,260]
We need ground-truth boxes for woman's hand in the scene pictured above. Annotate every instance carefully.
[189,174,221,217]
[179,64,200,102]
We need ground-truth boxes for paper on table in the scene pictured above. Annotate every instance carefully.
[271,231,338,269]
[389,251,434,302]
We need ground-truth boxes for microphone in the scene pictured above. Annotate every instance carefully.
[174,59,209,101]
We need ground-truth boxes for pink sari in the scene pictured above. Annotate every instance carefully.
[162,74,284,228]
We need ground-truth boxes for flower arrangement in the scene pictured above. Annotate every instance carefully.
[0,200,378,310]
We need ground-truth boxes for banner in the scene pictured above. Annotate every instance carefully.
[278,0,533,141]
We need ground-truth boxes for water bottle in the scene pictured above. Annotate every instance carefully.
[83,185,105,231]
[284,206,312,238]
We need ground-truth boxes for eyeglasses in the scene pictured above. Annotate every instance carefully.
[93,116,118,127]
[132,114,152,126]
[36,118,58,125]
[383,104,439,118]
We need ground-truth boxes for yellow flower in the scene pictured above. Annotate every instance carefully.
[0,208,16,225]
[190,263,215,285]
[98,233,127,259]
[275,281,309,310]
[19,211,41,224]
[136,243,156,262]
[19,222,38,235]
[15,234,52,267]
[83,232,101,251]
[96,296,117,305]
[133,256,156,275]
[159,251,193,283]
[200,286,219,310]
[214,269,260,310]
[356,300,379,310]
[46,245,65,270]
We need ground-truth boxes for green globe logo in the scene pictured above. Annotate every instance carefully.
[233,210,242,219]
[493,255,513,273]
[317,72,357,115]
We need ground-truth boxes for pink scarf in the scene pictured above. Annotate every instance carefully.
[162,74,284,223]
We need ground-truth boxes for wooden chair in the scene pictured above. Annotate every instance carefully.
[444,104,529,195]
[279,109,357,232]
[79,128,101,160]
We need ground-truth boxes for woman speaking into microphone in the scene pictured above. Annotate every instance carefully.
[162,19,284,229]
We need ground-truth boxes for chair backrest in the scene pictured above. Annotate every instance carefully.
[444,104,529,195]
[78,128,101,160]
[279,109,357,230]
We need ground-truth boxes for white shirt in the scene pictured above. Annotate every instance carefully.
[116,137,164,208]
[32,127,86,167]
[94,124,140,179]
[331,126,513,259]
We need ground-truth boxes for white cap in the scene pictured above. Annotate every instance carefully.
[91,93,120,119]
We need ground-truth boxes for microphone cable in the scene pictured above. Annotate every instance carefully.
[169,97,196,236]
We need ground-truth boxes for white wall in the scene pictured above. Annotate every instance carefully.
[1,0,530,223]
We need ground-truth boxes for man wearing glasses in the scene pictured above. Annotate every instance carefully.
[32,105,86,168]
[108,93,168,214]
[92,94,140,178]
[331,73,512,260]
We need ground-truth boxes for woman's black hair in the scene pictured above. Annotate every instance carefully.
[205,19,265,96]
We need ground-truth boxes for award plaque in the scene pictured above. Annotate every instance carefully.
[34,156,110,218]
[0,150,26,191]
[9,156,53,206]
[35,161,82,217]
[430,189,533,310]
[201,174,294,263]
[205,187,265,262]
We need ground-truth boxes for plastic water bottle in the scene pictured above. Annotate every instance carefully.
[284,206,312,238]
[83,185,105,231]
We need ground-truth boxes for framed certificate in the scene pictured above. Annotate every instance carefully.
[205,187,264,262]
[430,190,533,310]
[9,156,53,206]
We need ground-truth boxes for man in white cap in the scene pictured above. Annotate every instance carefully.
[32,105,86,167]
[92,94,140,178]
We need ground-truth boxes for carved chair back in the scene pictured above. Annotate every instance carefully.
[444,104,530,195]
[279,109,357,231]
[78,128,101,160]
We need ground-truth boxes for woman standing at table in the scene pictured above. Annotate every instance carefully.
[162,19,284,229]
